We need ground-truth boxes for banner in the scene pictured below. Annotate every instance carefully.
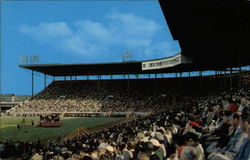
[142,53,192,70]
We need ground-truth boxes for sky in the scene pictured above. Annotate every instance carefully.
[1,0,181,95]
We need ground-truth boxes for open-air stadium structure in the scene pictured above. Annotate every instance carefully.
[18,0,250,97]
[1,0,250,159]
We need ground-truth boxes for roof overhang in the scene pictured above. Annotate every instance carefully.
[158,0,250,67]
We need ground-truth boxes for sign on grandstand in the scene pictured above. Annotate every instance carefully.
[142,54,192,70]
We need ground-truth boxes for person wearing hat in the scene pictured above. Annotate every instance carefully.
[106,145,116,159]
[123,141,135,160]
[90,152,98,160]
[31,151,43,160]
[155,132,167,158]
[148,138,164,160]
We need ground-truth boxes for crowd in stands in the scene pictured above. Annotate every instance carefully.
[8,77,228,114]
[1,86,250,159]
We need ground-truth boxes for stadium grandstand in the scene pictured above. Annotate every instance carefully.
[1,0,250,160]
[0,94,31,113]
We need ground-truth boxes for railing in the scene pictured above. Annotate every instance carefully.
[4,111,151,117]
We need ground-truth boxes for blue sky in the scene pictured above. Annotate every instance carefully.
[1,0,180,95]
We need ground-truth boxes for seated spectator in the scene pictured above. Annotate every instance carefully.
[208,111,250,160]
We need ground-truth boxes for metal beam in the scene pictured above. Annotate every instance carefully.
[44,74,47,89]
[179,72,182,92]
[230,68,233,89]
[32,71,34,97]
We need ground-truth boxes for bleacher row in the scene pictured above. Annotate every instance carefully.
[8,76,241,114]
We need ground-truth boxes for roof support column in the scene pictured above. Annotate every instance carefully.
[179,72,182,93]
[44,74,47,89]
[219,71,223,91]
[215,71,219,89]
[32,70,34,97]
[97,75,100,97]
[136,74,139,79]
[224,70,227,90]
[239,66,242,88]
[127,74,130,95]
[199,71,202,90]
[154,73,157,96]
[230,68,233,90]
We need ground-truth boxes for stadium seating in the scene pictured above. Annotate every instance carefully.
[8,77,233,114]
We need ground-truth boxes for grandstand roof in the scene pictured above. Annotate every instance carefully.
[19,56,239,76]
[20,0,250,76]
[158,0,250,67]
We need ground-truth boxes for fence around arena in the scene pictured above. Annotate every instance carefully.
[4,111,151,117]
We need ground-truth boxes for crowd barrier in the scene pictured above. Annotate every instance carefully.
[4,111,151,118]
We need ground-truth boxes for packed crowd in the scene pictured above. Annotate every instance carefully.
[1,87,250,160]
[8,77,225,114]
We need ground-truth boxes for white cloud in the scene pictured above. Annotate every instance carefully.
[20,22,73,42]
[145,41,180,58]
[108,12,160,38]
[19,12,177,59]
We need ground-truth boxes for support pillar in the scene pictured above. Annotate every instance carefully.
[154,73,157,96]
[97,75,100,97]
[136,74,139,79]
[239,66,242,88]
[127,74,130,95]
[44,74,47,89]
[179,72,182,92]
[224,71,227,90]
[219,71,222,91]
[32,71,34,97]
[199,71,202,90]
[230,68,233,89]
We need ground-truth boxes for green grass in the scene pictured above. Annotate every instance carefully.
[0,117,123,142]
